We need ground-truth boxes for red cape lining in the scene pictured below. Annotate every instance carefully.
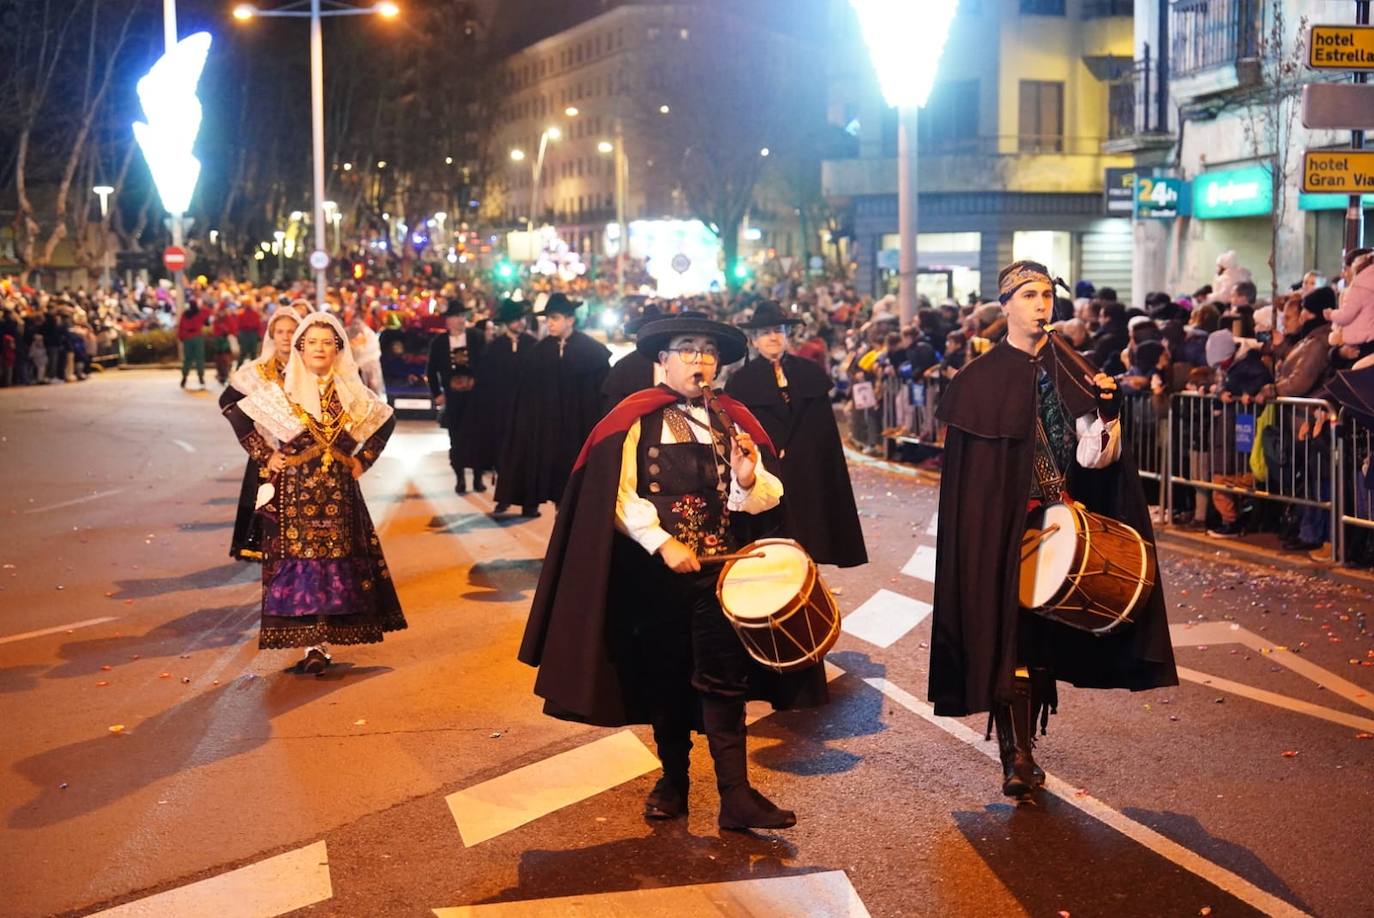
[574,387,777,471]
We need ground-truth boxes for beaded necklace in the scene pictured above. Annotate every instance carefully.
[288,374,352,473]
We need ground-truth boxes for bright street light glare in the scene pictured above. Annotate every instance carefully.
[132,32,213,216]
[232,4,255,20]
[565,106,580,117]
[659,104,670,115]
[597,141,614,154]
[760,147,770,157]
[377,160,387,169]
[342,161,353,171]
[444,155,453,164]
[510,149,527,161]
[375,2,400,18]
[848,0,958,109]
[322,200,337,212]
[92,185,114,196]
[546,126,562,140]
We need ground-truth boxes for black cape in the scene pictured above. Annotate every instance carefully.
[929,341,1177,717]
[601,350,656,414]
[457,331,536,469]
[219,385,264,561]
[495,330,611,507]
[426,330,486,432]
[518,387,828,727]
[725,354,867,567]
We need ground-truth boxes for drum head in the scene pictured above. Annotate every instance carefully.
[719,540,810,621]
[1024,503,1078,609]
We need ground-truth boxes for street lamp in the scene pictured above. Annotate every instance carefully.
[92,185,115,289]
[322,199,340,253]
[849,0,957,323]
[273,229,286,276]
[233,0,400,310]
[529,126,561,228]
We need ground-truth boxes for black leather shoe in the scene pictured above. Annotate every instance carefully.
[644,777,688,819]
[493,502,510,513]
[718,785,795,830]
[454,480,467,495]
[520,505,540,517]
[472,474,487,493]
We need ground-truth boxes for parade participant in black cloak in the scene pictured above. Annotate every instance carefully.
[220,307,300,561]
[460,298,537,511]
[427,299,486,494]
[494,293,610,516]
[930,261,1177,798]
[519,314,828,830]
[600,303,664,411]
[726,300,867,568]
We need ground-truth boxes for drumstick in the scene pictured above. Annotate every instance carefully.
[1019,523,1061,561]
[699,551,767,565]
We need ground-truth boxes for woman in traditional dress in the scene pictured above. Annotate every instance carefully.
[220,308,300,561]
[221,311,407,673]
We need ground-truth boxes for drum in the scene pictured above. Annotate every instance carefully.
[1019,502,1155,635]
[716,538,840,673]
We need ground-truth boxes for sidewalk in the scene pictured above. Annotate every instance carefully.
[843,444,1374,591]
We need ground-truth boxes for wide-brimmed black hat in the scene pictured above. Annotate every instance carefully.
[542,292,581,317]
[636,314,748,365]
[739,299,804,330]
[443,298,469,317]
[496,297,528,324]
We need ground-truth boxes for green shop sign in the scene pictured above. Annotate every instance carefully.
[1192,165,1273,219]
[1298,192,1374,210]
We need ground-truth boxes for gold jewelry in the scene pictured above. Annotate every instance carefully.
[287,382,353,475]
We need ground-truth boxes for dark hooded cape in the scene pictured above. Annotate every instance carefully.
[601,349,656,414]
[457,331,536,469]
[518,386,828,726]
[495,330,611,507]
[725,354,867,567]
[219,385,264,561]
[928,341,1177,717]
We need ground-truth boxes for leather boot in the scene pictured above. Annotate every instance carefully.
[472,472,487,493]
[994,676,1042,797]
[702,697,795,830]
[645,720,691,819]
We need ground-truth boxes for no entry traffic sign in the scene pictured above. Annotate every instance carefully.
[162,246,188,273]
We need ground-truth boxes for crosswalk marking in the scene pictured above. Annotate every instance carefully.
[0,616,118,645]
[446,730,661,847]
[1177,666,1374,732]
[89,841,332,918]
[431,869,871,917]
[841,589,932,649]
[853,673,1309,918]
[899,544,937,582]
[926,513,939,536]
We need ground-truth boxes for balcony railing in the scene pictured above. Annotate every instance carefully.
[1170,0,1259,78]
[1108,46,1172,139]
[1083,0,1133,17]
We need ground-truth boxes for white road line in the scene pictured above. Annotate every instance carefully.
[432,870,870,917]
[0,616,118,646]
[853,673,1310,918]
[842,588,932,649]
[1178,666,1374,733]
[925,513,939,536]
[172,439,196,453]
[446,730,661,847]
[1172,621,1374,714]
[23,489,125,514]
[900,544,938,582]
[89,840,332,918]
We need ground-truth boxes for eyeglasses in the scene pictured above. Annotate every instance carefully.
[667,346,720,363]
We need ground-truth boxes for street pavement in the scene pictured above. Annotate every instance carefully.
[2,369,1373,917]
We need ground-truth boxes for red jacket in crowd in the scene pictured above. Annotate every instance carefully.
[237,307,262,334]
[212,309,238,337]
[177,309,209,341]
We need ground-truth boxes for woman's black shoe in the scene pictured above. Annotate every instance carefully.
[299,647,332,676]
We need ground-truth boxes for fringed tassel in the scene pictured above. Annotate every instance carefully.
[1030,667,1058,736]
[984,710,995,742]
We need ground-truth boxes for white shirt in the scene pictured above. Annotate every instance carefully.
[1075,413,1122,469]
[448,330,468,351]
[615,404,783,556]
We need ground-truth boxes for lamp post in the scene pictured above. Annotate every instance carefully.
[322,199,340,254]
[233,1,399,311]
[92,185,115,289]
[274,230,286,277]
[530,125,561,229]
[849,0,957,324]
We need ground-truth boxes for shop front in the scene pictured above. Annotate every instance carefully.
[1183,164,1274,294]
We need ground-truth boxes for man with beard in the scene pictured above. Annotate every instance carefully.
[495,293,610,516]
[427,299,486,494]
[461,298,538,512]
[519,313,826,829]
[725,300,866,567]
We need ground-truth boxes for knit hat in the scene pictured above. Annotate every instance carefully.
[1134,340,1165,373]
[1301,285,1338,316]
[1205,329,1236,367]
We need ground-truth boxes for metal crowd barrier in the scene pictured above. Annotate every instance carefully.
[1339,409,1374,565]
[881,371,947,453]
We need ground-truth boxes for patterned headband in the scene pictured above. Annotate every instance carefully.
[999,265,1052,302]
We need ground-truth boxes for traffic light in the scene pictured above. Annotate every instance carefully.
[495,258,516,281]
[732,261,751,281]
[352,261,365,280]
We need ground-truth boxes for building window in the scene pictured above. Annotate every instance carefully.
[1018,80,1064,153]
[1020,0,1065,13]
[919,80,979,151]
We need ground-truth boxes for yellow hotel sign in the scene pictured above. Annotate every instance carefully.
[1309,25,1374,70]
[1302,150,1374,194]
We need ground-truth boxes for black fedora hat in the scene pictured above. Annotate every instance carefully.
[496,297,528,324]
[636,314,748,365]
[443,297,469,317]
[739,299,804,330]
[542,292,581,317]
